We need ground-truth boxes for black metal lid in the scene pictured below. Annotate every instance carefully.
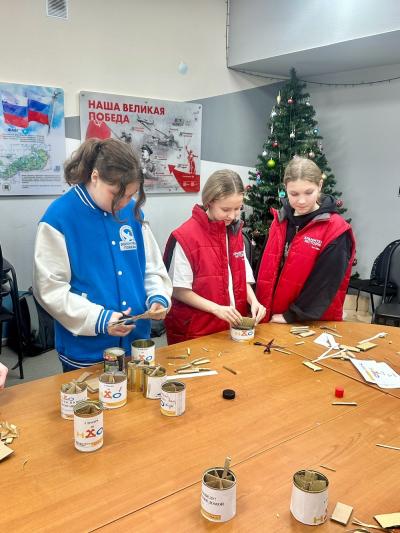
[222,389,236,400]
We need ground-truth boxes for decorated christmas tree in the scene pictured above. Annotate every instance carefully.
[243,68,346,267]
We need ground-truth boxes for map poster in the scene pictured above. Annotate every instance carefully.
[0,82,65,196]
[80,91,202,194]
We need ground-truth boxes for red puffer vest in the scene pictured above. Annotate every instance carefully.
[256,209,355,322]
[164,205,248,344]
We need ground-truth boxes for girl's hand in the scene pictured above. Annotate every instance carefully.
[148,302,168,320]
[213,305,242,326]
[107,307,136,337]
[270,313,287,324]
[251,301,266,324]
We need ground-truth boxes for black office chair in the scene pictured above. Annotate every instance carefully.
[0,245,24,378]
[242,230,255,269]
[373,242,400,326]
[348,240,400,314]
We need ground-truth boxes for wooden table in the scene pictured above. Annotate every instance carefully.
[1,321,399,532]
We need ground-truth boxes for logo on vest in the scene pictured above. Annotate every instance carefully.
[303,235,322,250]
[233,250,245,259]
[119,225,137,251]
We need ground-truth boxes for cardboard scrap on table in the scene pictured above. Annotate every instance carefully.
[0,441,13,461]
[0,421,19,443]
[85,377,99,393]
[331,502,353,525]
[303,361,322,372]
[374,512,400,528]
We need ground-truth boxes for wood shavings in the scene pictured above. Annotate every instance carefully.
[331,502,353,525]
[0,421,19,444]
[303,361,322,372]
[376,443,400,451]
[223,365,237,375]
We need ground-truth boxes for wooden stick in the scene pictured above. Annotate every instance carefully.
[223,365,237,375]
[319,464,336,472]
[376,443,400,451]
[332,401,358,406]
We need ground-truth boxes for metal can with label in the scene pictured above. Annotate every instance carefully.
[60,381,88,420]
[160,381,186,416]
[230,326,255,342]
[143,366,167,399]
[201,467,236,522]
[103,347,125,373]
[290,469,329,525]
[73,400,104,453]
[131,339,155,364]
[99,372,127,409]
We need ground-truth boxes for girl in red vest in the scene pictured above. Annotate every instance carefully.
[164,169,266,344]
[256,157,355,324]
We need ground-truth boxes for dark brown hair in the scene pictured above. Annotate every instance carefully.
[65,138,145,219]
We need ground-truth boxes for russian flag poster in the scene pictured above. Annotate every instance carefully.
[0,82,65,195]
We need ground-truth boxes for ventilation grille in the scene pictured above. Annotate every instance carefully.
[47,0,68,20]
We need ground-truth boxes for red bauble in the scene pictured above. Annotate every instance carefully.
[336,199,343,208]
[288,98,294,104]
[246,185,252,191]
[272,140,279,148]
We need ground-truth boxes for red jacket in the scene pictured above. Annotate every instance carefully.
[164,205,248,344]
[256,209,355,322]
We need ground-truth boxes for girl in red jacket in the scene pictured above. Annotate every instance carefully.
[256,157,355,324]
[164,169,266,344]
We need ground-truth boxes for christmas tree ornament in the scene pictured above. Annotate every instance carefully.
[289,131,295,139]
[308,151,315,159]
[288,97,294,104]
[270,107,277,118]
[276,91,281,105]
[278,189,286,198]
[336,199,343,208]
[313,127,320,135]
[267,158,276,169]
[251,239,256,247]
[305,100,311,106]
[321,172,327,180]
[272,140,279,148]
[256,177,261,185]
[270,124,274,134]
[262,150,267,157]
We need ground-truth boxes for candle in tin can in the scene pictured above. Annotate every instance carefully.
[103,347,125,373]
[143,366,167,399]
[290,469,329,525]
[99,371,127,409]
[160,381,186,416]
[201,465,236,522]
[131,339,155,364]
[60,381,88,420]
[73,400,104,452]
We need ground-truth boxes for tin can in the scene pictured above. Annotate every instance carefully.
[143,366,167,399]
[290,470,329,525]
[73,400,104,452]
[230,326,255,342]
[131,339,155,364]
[60,382,88,420]
[127,360,149,392]
[201,467,236,522]
[160,381,186,416]
[99,372,127,409]
[103,347,125,373]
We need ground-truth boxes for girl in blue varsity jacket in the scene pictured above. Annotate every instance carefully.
[33,138,172,372]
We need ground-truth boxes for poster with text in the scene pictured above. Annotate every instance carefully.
[0,82,65,195]
[80,91,202,193]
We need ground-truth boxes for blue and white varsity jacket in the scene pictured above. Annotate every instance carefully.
[33,184,172,367]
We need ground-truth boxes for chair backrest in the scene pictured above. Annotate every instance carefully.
[242,230,254,269]
[370,239,400,286]
[383,242,400,302]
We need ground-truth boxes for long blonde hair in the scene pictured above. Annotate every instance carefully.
[202,169,244,208]
[283,156,322,186]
